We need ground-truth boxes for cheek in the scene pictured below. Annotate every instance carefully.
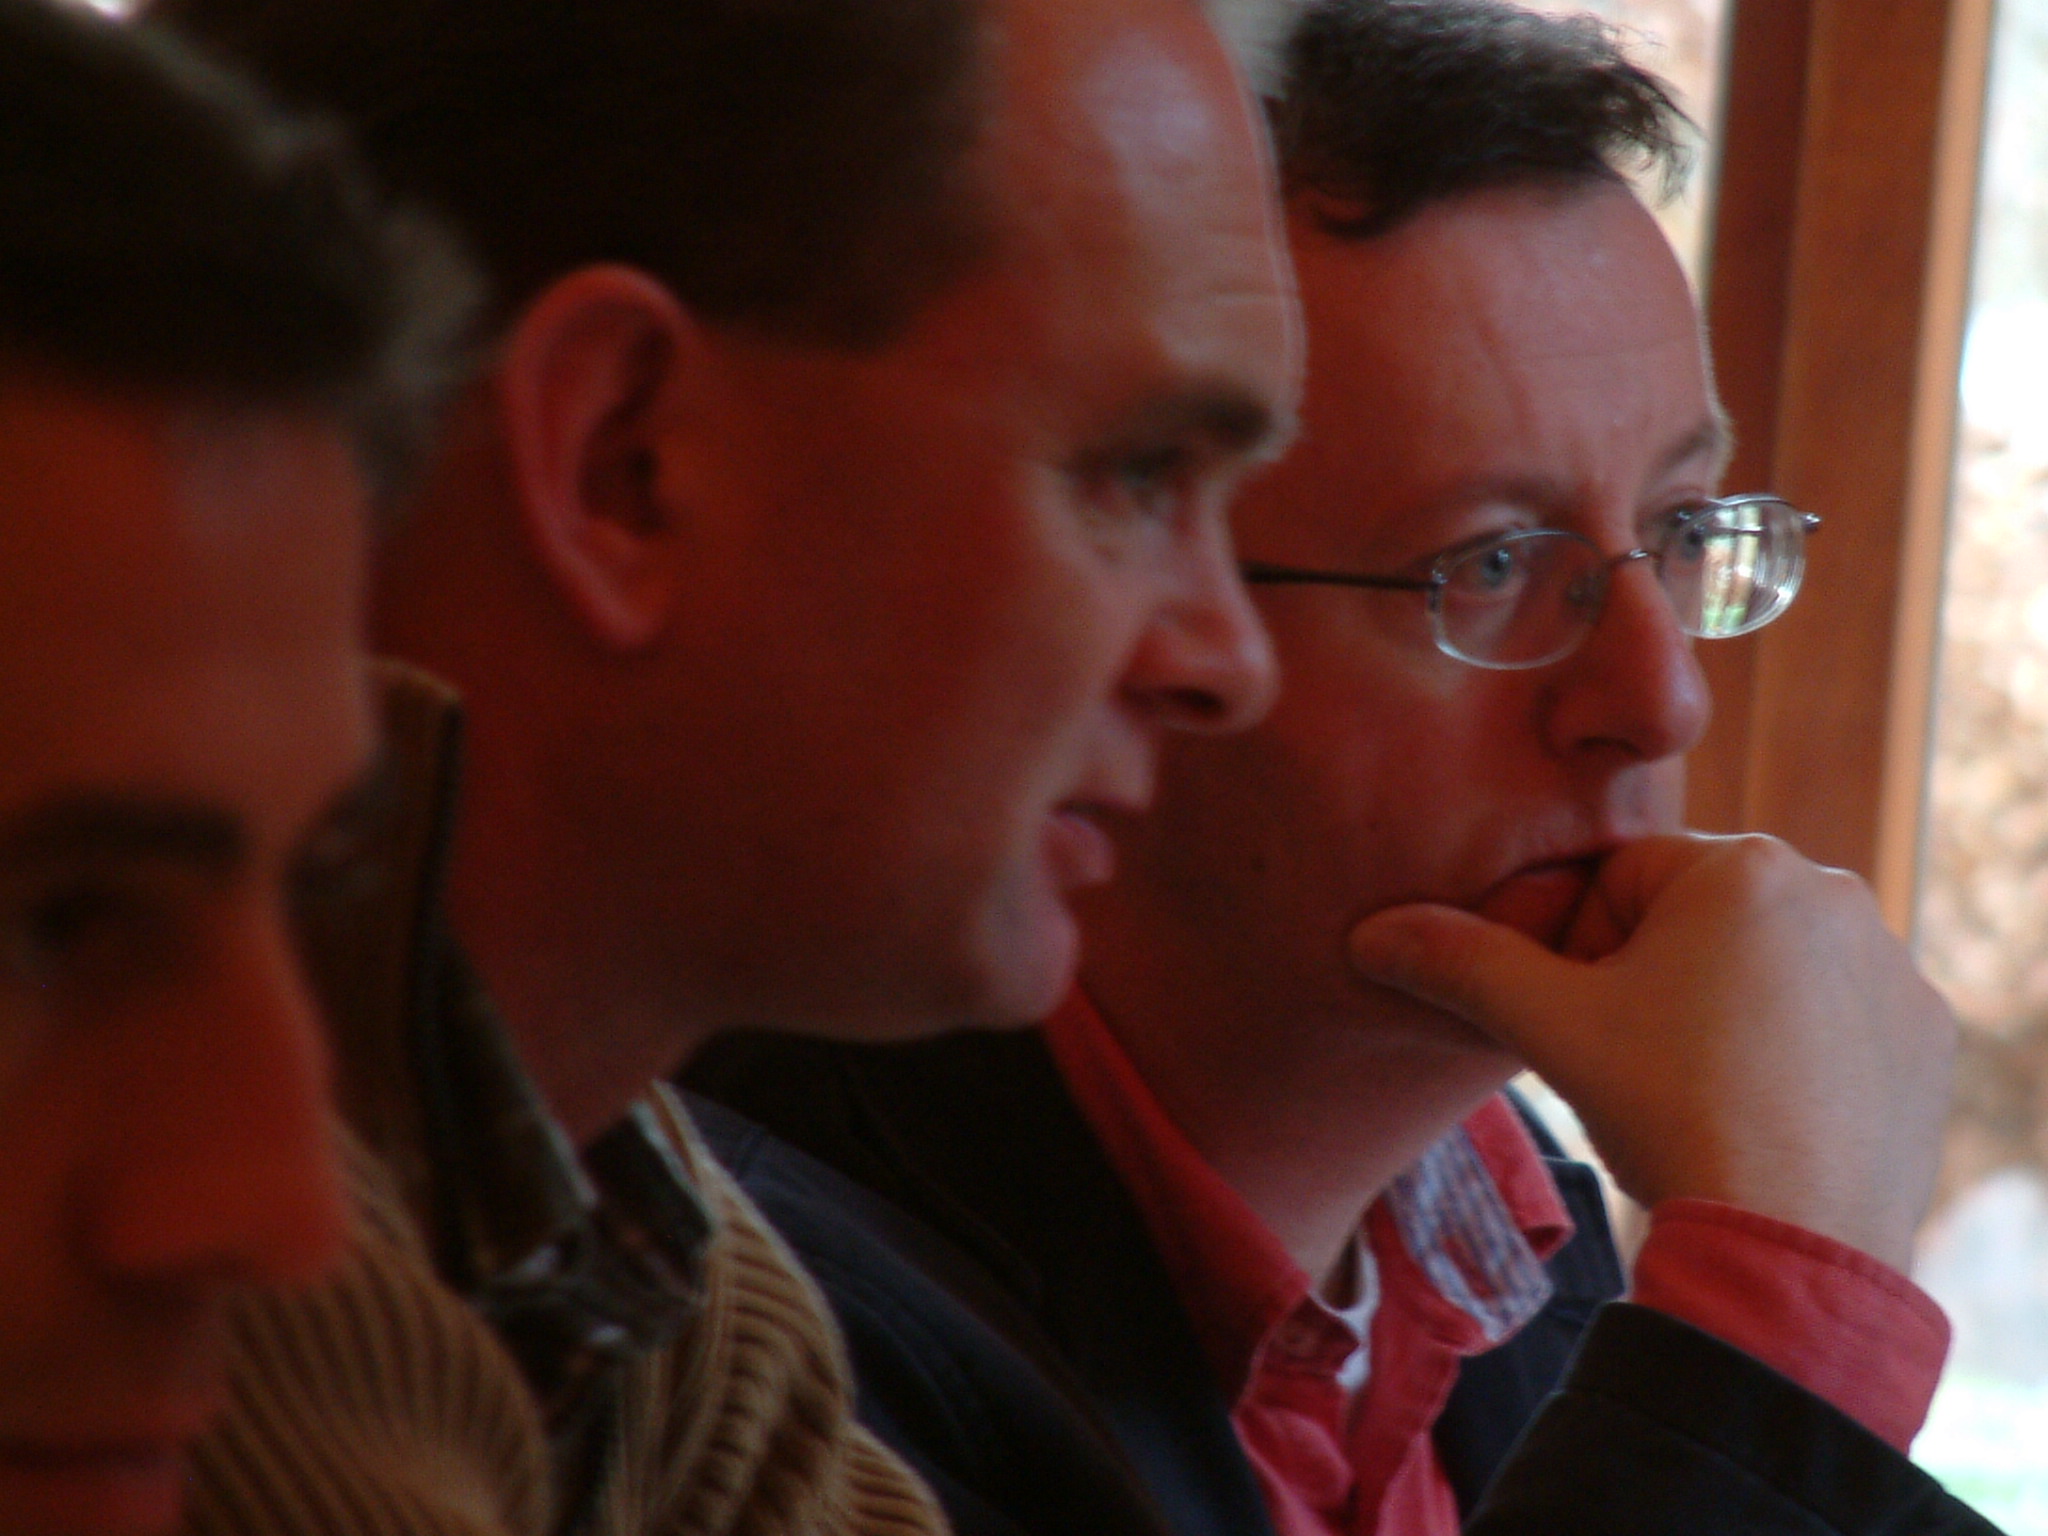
[1228,662,1529,897]
[1276,727,1445,906]
[1133,719,1389,927]
[0,1036,87,1309]
[932,538,1148,776]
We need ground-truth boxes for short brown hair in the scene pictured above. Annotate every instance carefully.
[0,0,478,497]
[158,0,993,350]
[1270,0,1692,239]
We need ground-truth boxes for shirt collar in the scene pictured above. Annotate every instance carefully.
[1043,988,1573,1402]
[301,661,716,1525]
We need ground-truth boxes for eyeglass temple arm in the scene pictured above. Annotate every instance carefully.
[1240,507,1821,594]
[1696,497,1822,535]
[1239,561,1434,592]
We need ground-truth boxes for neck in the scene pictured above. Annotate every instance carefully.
[373,454,713,1147]
[1082,950,1519,1287]
[442,749,716,1146]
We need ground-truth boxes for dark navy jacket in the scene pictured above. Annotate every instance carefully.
[687,1029,2001,1536]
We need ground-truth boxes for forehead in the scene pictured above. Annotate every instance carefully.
[1239,180,1713,556]
[0,375,371,816]
[971,0,1300,422]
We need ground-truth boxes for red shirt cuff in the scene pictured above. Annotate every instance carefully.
[1627,1199,1950,1452]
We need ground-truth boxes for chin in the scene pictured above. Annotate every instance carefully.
[789,893,1078,1042]
[1351,980,1521,1062]
[955,880,1081,1029]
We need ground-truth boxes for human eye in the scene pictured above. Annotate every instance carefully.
[1472,541,1523,590]
[288,771,391,909]
[1650,500,1720,561]
[1444,534,1538,598]
[1073,442,1200,531]
[0,872,190,1003]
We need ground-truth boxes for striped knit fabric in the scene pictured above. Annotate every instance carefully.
[186,1135,556,1536]
[182,1104,948,1536]
[595,1087,947,1536]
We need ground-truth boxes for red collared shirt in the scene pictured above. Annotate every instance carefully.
[1044,990,1950,1536]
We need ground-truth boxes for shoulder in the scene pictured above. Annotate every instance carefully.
[602,1086,948,1536]
[678,1078,1242,1536]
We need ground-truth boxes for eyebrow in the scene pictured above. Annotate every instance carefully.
[1657,411,1736,482]
[1124,382,1299,466]
[1411,411,1741,527]
[0,795,246,877]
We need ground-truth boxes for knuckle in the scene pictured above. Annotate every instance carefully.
[1727,833,1881,922]
[1710,831,1807,901]
[1721,830,1795,875]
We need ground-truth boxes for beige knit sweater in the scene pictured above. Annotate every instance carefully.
[185,1097,946,1536]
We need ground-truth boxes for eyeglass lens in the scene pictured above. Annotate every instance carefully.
[1433,499,1810,668]
[1435,534,1593,667]
[1659,498,1808,637]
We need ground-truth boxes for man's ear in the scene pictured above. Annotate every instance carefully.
[496,265,705,650]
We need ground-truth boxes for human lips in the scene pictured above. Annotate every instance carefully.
[1474,855,1603,950]
[0,1432,201,1536]
[1043,803,1123,891]
[1043,742,1152,894]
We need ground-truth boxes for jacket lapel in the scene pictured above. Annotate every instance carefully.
[832,1031,1282,1536]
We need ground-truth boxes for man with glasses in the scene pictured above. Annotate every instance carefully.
[1241,496,1817,670]
[691,3,1984,1533]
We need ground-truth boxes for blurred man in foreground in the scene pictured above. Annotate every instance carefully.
[0,3,475,1533]
[690,4,1990,1534]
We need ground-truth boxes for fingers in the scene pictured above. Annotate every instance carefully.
[1558,832,1723,958]
[1345,901,1586,1058]
[1349,830,1961,1266]
[1344,832,1751,1061]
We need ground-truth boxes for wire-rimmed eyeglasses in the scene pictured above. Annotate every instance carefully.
[1240,494,1821,671]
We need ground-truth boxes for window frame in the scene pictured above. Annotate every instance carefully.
[1687,0,1995,934]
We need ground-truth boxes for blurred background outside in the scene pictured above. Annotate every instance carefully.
[1915,0,2048,1526]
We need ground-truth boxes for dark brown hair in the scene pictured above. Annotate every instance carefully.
[0,0,477,497]
[157,0,992,350]
[1270,0,1693,239]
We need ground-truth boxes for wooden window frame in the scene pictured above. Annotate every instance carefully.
[1688,0,1994,935]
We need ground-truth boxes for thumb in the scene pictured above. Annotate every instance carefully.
[1346,902,1594,1059]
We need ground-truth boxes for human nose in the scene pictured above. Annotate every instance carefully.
[91,906,351,1293]
[1122,516,1280,734]
[1544,554,1712,763]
